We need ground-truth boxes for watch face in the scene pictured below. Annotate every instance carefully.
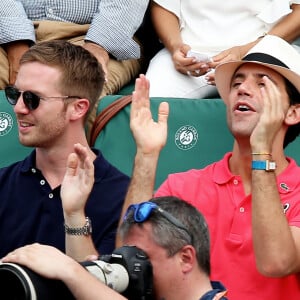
[86,217,92,234]
[83,217,92,235]
[268,161,276,170]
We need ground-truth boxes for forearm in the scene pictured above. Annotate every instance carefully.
[233,4,300,62]
[86,0,148,60]
[65,214,99,261]
[62,262,126,300]
[116,74,169,247]
[151,3,182,54]
[116,150,159,247]
[267,4,300,42]
[251,169,300,276]
[0,1,35,45]
[126,151,158,202]
[65,236,99,262]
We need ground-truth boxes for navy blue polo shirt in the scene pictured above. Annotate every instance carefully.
[0,149,130,257]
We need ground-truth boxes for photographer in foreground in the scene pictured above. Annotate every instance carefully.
[1,148,227,300]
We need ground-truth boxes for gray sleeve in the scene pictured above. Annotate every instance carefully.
[85,0,149,60]
[0,0,35,44]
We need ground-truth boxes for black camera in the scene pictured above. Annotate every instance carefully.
[0,245,153,300]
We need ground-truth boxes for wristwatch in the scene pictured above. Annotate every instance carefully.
[252,160,276,172]
[64,217,92,236]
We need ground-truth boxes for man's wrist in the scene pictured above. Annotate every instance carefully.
[64,217,92,236]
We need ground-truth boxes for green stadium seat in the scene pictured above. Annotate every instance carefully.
[1,89,299,184]
[0,91,32,168]
[92,95,300,190]
[92,95,233,189]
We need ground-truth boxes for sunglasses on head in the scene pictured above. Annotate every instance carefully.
[4,86,80,111]
[124,201,193,244]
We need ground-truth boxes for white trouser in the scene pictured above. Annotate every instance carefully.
[146,48,219,99]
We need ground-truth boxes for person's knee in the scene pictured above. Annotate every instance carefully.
[0,47,9,89]
[104,58,141,95]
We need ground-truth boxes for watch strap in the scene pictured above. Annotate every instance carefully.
[252,160,276,171]
[64,217,92,236]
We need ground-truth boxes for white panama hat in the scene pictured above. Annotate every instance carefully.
[215,35,300,104]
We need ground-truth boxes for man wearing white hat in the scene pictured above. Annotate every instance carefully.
[118,35,300,299]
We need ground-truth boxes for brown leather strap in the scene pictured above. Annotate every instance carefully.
[89,95,132,146]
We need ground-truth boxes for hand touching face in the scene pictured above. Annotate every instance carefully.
[226,63,290,145]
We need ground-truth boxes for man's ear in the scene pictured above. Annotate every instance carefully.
[285,104,300,126]
[179,245,196,274]
[69,98,90,121]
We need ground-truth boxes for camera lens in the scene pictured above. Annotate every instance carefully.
[0,263,33,299]
[0,262,74,300]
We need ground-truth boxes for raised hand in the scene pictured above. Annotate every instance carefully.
[60,143,95,218]
[130,74,169,155]
[250,75,287,153]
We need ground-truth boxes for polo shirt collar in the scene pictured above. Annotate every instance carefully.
[92,148,110,182]
[20,150,37,173]
[20,148,109,182]
[213,152,234,185]
[276,157,299,194]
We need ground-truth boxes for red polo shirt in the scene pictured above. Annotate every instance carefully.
[155,152,300,300]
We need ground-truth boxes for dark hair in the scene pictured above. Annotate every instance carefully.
[120,196,211,275]
[284,79,300,148]
[20,40,105,121]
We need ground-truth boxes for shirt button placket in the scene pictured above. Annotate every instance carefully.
[232,178,245,214]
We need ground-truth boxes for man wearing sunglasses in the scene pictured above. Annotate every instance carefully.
[0,0,149,136]
[0,40,130,261]
[117,35,300,299]
[2,188,227,299]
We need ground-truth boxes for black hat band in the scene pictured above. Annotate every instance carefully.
[243,53,289,69]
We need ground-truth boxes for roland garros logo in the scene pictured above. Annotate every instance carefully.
[0,112,13,136]
[175,125,198,150]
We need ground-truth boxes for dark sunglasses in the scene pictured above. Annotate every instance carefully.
[4,86,80,111]
[124,201,193,244]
